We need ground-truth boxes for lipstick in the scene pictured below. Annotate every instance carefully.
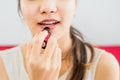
[42,27,51,49]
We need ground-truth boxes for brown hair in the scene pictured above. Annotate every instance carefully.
[70,26,94,80]
[18,0,95,79]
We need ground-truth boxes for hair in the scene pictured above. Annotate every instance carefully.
[70,27,94,80]
[18,0,95,79]
[18,0,20,11]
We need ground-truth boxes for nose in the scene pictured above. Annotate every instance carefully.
[39,1,57,14]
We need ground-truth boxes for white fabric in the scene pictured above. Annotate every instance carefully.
[0,46,106,80]
[0,47,29,80]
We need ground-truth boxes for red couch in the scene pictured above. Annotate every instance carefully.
[0,45,120,65]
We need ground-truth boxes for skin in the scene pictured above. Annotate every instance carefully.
[20,0,75,59]
[95,53,119,80]
[20,0,75,79]
[0,57,8,80]
[0,0,119,80]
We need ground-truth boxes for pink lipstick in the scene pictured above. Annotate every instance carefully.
[42,27,51,49]
[38,19,60,30]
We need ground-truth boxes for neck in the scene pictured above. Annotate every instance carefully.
[58,31,72,60]
[58,31,73,78]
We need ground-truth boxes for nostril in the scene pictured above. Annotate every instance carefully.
[40,5,57,14]
[41,11,46,14]
[51,11,55,13]
[41,10,56,14]
[41,11,55,14]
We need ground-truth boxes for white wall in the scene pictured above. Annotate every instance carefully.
[0,0,31,45]
[73,0,120,45]
[0,0,120,45]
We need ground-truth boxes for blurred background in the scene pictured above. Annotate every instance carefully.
[0,0,120,64]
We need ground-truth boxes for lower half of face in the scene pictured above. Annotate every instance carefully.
[21,0,76,41]
[25,18,73,41]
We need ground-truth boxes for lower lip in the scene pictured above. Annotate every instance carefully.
[39,23,59,30]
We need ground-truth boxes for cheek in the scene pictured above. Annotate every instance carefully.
[22,9,36,35]
[60,3,76,28]
[20,2,39,36]
[20,1,38,25]
[65,2,76,20]
[55,1,76,38]
[21,7,35,24]
[62,1,75,18]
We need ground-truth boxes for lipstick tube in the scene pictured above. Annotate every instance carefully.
[42,27,51,49]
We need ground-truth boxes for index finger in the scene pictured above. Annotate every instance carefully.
[43,35,57,60]
[31,31,48,57]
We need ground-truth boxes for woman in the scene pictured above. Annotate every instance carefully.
[0,0,119,80]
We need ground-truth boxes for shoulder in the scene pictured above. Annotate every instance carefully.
[0,56,9,79]
[94,49,119,80]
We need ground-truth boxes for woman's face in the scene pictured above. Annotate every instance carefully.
[20,0,76,40]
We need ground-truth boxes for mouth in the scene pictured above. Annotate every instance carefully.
[37,19,60,30]
[38,21,60,25]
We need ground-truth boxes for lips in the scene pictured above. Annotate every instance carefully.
[37,19,60,30]
[39,21,60,25]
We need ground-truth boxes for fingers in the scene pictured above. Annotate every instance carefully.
[31,31,48,57]
[43,35,57,60]
[25,32,62,80]
[48,45,62,79]
[57,48,62,76]
[26,40,32,59]
[57,48,62,68]
[51,46,62,67]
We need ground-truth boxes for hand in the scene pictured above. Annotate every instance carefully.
[25,31,62,80]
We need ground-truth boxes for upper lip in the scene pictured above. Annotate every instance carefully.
[38,19,60,25]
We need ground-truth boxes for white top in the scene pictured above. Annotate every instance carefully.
[0,46,107,80]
